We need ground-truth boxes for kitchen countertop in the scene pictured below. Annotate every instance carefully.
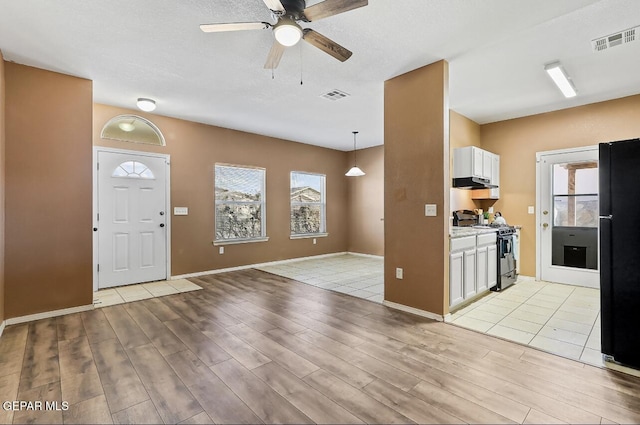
[450,226,498,238]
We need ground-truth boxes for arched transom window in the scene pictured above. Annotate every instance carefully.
[112,161,155,179]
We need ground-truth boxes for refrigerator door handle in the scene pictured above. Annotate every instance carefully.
[599,215,613,220]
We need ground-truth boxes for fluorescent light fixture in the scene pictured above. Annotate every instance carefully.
[137,98,156,112]
[346,131,366,177]
[274,18,302,46]
[544,62,577,98]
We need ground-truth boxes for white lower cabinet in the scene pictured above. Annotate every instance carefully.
[450,232,498,309]
[463,248,477,299]
[449,235,476,309]
[476,245,488,293]
[449,251,464,307]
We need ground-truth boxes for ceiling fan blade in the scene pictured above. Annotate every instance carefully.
[200,22,271,33]
[302,29,352,62]
[303,0,368,21]
[262,0,285,13]
[264,39,286,69]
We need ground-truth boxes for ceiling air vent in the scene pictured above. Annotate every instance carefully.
[320,89,350,101]
[592,25,639,52]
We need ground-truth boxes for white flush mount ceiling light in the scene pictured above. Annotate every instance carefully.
[136,98,156,112]
[544,62,577,98]
[346,131,365,177]
[274,18,302,47]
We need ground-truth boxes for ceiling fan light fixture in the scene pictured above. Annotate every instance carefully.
[346,131,365,177]
[137,98,156,112]
[274,18,302,46]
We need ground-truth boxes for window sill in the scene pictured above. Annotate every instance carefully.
[290,233,329,240]
[214,237,269,246]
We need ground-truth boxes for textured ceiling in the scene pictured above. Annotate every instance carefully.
[1,0,639,150]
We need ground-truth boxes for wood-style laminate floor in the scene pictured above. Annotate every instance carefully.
[2,269,640,424]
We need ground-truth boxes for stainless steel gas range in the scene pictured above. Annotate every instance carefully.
[490,225,517,291]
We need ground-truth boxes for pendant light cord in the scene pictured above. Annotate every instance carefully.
[353,131,359,166]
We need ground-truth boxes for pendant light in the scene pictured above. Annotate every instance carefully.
[345,131,365,177]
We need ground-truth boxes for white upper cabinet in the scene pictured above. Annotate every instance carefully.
[453,146,495,181]
[488,153,500,199]
[452,146,501,199]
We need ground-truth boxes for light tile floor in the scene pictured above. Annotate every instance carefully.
[450,279,603,366]
[93,279,202,308]
[257,253,384,303]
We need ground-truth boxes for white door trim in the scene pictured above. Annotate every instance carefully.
[93,147,171,292]
[535,145,598,284]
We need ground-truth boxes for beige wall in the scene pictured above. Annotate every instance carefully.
[0,53,6,323]
[94,104,349,276]
[481,94,640,277]
[384,60,450,315]
[4,63,93,319]
[347,145,384,256]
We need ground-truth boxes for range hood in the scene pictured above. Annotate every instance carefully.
[452,176,498,190]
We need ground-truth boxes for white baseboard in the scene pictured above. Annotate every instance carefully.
[347,252,384,260]
[5,304,94,326]
[0,320,5,338]
[171,252,348,280]
[517,275,536,282]
[382,300,444,322]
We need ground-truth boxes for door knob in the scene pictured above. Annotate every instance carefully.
[542,223,549,228]
[160,223,165,228]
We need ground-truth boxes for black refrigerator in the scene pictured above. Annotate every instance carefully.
[599,138,640,369]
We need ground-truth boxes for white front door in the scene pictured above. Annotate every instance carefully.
[97,150,168,289]
[537,146,599,288]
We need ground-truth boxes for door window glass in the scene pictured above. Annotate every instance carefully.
[552,162,598,227]
[112,161,155,179]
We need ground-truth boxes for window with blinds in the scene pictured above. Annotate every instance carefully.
[215,164,266,242]
[290,171,326,237]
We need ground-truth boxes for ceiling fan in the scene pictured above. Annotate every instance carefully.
[200,0,368,69]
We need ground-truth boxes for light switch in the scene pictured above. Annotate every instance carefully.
[174,207,188,216]
[528,206,535,215]
[425,204,437,217]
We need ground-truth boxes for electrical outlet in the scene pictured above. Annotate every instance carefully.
[396,268,403,279]
[488,207,494,213]
[219,247,224,254]
[528,206,535,214]
[313,238,317,245]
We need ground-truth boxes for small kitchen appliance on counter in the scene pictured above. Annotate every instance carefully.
[452,210,478,227]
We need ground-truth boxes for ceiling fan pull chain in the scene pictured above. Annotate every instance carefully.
[300,42,303,85]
